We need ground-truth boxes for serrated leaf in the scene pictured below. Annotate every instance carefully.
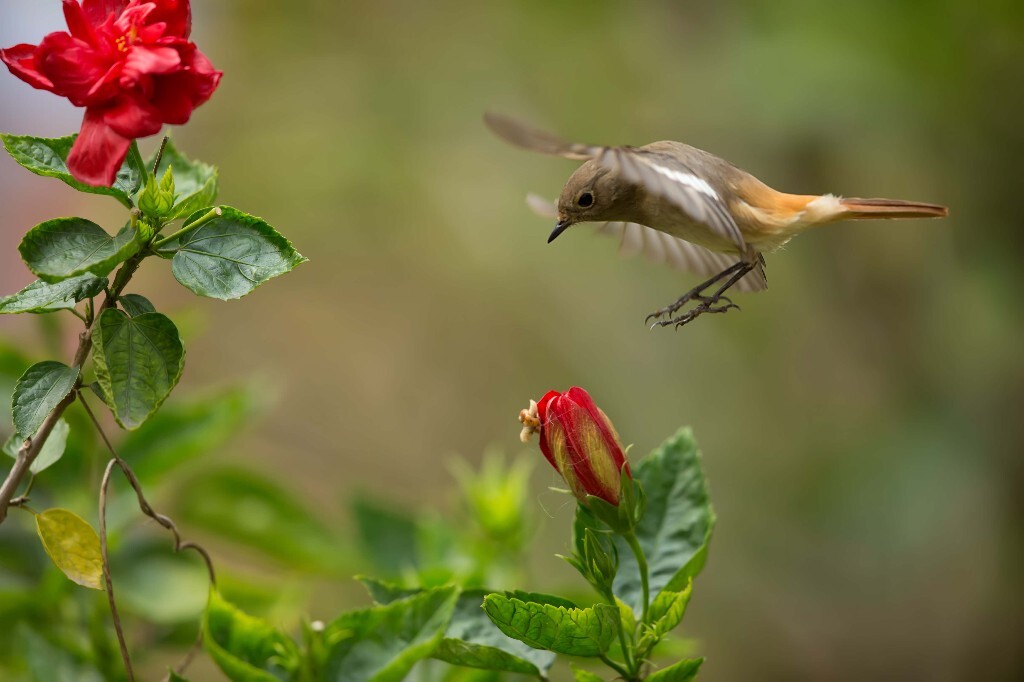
[0,274,106,314]
[646,658,704,681]
[578,429,714,614]
[204,589,299,682]
[481,595,618,657]
[323,586,459,682]
[91,309,184,429]
[4,418,70,474]
[149,139,219,219]
[571,665,605,682]
[119,293,155,317]
[161,206,305,300]
[435,590,555,676]
[35,508,103,589]
[648,583,691,637]
[19,218,140,283]
[12,360,79,439]
[1,134,145,207]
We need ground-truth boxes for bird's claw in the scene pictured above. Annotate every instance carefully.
[646,295,740,330]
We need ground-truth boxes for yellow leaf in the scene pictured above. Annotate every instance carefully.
[35,508,104,590]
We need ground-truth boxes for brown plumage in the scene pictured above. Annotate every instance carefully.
[485,113,948,327]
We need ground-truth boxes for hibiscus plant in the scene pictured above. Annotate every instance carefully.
[1,3,715,682]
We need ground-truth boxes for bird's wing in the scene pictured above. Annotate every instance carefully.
[595,146,747,250]
[484,112,596,160]
[526,194,766,292]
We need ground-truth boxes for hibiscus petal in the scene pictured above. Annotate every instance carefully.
[0,43,55,92]
[82,0,128,26]
[67,107,132,186]
[102,94,163,138]
[148,0,192,38]
[63,0,98,45]
[122,45,180,78]
[150,45,221,124]
[36,31,114,105]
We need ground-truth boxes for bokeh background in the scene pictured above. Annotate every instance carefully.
[2,1,1023,680]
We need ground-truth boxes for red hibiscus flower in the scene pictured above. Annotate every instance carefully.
[1,0,221,187]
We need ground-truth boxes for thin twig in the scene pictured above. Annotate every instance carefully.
[80,394,216,582]
[81,392,216,680]
[100,457,135,682]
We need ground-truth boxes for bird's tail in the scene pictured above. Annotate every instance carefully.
[839,197,948,220]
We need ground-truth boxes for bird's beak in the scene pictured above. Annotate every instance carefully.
[548,219,571,243]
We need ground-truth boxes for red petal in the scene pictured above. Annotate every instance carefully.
[102,94,162,137]
[67,107,132,186]
[0,44,55,92]
[35,31,114,105]
[63,0,99,45]
[147,0,192,38]
[121,45,180,78]
[82,0,129,25]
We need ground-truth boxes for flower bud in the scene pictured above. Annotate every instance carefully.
[138,167,177,219]
[522,387,630,506]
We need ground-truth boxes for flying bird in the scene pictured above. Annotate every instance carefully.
[485,113,948,328]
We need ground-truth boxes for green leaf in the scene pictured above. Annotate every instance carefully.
[434,590,556,677]
[11,360,79,439]
[352,496,421,575]
[149,139,219,219]
[205,589,299,682]
[481,594,618,657]
[571,665,605,682]
[646,658,704,682]
[168,672,190,682]
[19,218,140,283]
[177,467,347,571]
[323,586,459,682]
[91,309,184,429]
[119,292,156,317]
[1,134,145,207]
[4,417,70,474]
[579,429,714,614]
[161,206,305,300]
[35,508,103,590]
[0,274,106,314]
[648,583,692,637]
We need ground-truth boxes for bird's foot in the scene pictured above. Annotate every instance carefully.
[646,293,740,329]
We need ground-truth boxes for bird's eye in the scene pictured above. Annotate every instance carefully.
[577,192,594,208]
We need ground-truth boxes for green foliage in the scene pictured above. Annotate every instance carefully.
[205,589,300,682]
[18,625,104,682]
[117,293,155,318]
[645,658,704,681]
[0,134,145,208]
[0,275,106,315]
[19,219,141,282]
[160,206,306,300]
[578,429,714,615]
[322,586,459,682]
[34,508,104,590]
[149,139,219,220]
[3,418,69,474]
[482,594,618,657]
[11,361,79,439]
[91,309,185,429]
[572,665,606,682]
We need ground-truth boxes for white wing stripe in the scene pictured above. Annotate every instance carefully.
[647,162,720,199]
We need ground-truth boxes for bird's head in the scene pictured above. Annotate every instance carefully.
[551,161,638,243]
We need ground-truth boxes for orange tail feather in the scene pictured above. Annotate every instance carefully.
[840,197,948,220]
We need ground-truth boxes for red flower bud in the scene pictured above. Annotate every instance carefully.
[1,0,221,186]
[522,387,630,506]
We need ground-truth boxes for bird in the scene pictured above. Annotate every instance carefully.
[484,112,948,328]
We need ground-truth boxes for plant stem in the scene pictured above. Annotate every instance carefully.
[150,206,222,249]
[599,653,633,681]
[0,251,147,525]
[624,531,650,625]
[99,458,134,682]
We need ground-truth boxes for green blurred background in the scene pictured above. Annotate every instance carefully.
[2,0,1023,679]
